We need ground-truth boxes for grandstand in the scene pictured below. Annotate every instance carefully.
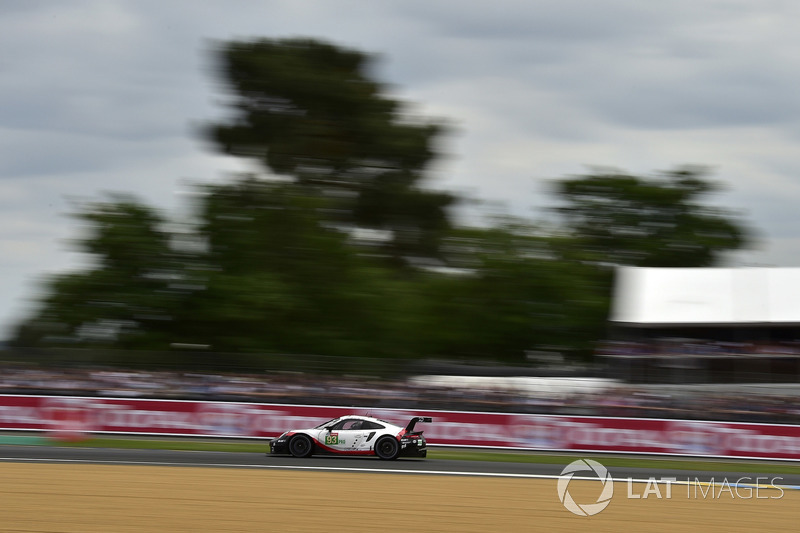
[603,267,800,384]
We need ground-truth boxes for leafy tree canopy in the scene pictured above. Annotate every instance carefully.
[12,196,184,349]
[207,38,454,262]
[553,167,750,267]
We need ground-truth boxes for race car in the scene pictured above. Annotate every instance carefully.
[269,415,432,460]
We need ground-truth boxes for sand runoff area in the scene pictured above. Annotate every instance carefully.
[0,463,795,532]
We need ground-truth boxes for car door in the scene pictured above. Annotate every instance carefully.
[358,420,385,451]
[324,418,368,451]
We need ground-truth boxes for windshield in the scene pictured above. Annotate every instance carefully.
[314,418,338,429]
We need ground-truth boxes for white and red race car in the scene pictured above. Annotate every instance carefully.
[268,415,432,460]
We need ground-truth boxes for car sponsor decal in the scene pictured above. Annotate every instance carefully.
[312,437,373,455]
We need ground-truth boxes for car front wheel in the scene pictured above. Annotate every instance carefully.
[289,434,314,458]
[375,436,400,460]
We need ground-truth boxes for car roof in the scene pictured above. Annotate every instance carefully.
[335,414,398,425]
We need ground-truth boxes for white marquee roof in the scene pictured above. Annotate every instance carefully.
[611,267,800,326]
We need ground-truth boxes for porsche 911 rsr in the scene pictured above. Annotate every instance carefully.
[269,415,432,460]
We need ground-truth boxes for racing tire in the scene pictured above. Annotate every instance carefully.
[375,436,400,460]
[289,434,314,458]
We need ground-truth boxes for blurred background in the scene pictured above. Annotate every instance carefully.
[4,17,800,427]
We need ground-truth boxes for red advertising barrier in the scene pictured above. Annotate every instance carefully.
[1,395,800,460]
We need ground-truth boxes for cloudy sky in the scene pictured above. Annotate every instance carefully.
[2,0,800,337]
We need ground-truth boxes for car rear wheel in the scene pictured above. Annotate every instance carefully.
[375,436,400,460]
[289,434,314,458]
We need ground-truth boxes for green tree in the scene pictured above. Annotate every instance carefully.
[11,180,407,363]
[11,196,187,349]
[416,220,607,361]
[182,176,394,356]
[207,38,454,263]
[553,167,750,267]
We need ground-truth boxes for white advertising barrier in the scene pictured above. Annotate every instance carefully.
[1,394,800,460]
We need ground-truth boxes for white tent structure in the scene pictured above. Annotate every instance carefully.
[611,267,800,327]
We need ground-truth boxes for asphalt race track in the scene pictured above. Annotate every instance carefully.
[1,444,799,486]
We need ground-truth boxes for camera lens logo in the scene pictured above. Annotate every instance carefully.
[557,459,614,516]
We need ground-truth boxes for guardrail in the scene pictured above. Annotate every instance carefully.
[1,394,799,460]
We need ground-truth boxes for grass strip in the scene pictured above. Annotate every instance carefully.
[55,437,268,454]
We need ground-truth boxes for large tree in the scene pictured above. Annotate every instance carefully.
[206,38,454,262]
[182,177,393,356]
[11,196,187,349]
[553,167,750,267]
[417,220,609,360]
[11,180,405,362]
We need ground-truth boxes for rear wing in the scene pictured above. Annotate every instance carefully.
[404,416,433,433]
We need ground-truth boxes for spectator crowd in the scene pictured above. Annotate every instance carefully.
[0,363,799,425]
[598,339,800,357]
